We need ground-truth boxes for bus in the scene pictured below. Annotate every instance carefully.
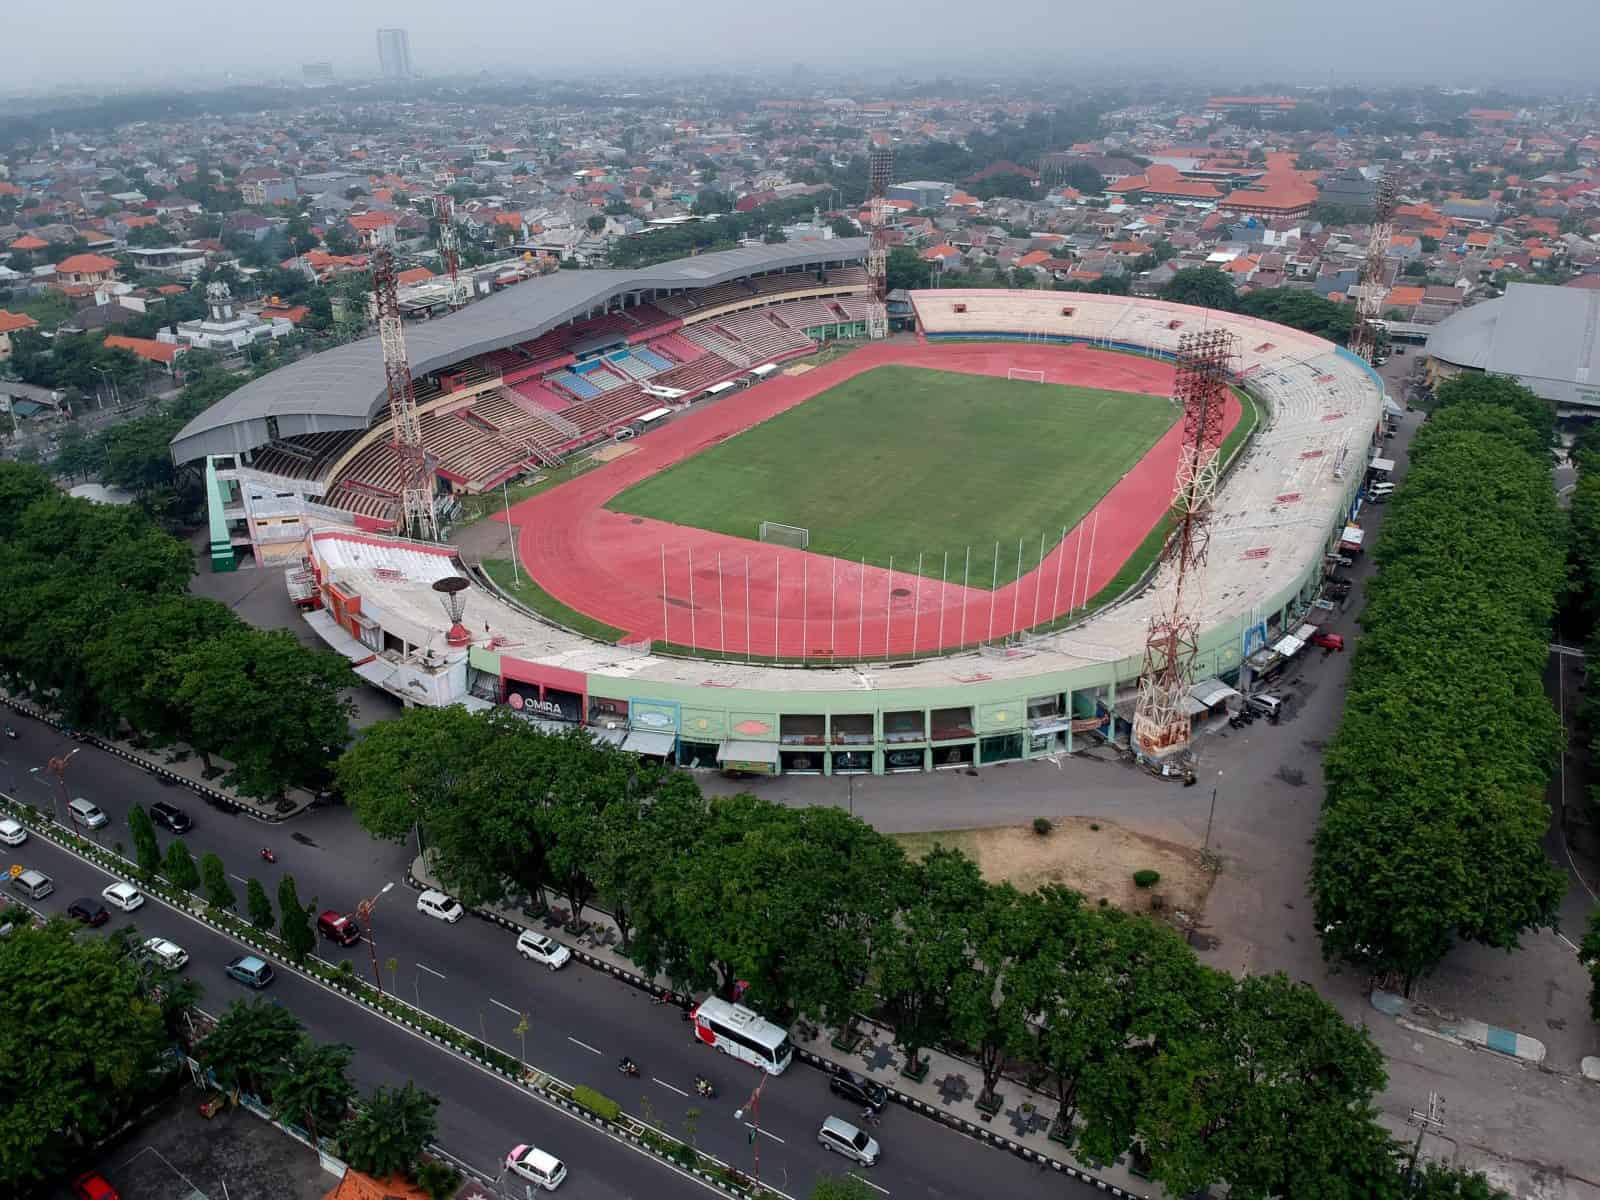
[689,997,793,1075]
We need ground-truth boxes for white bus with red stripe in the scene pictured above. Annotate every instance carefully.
[689,997,794,1075]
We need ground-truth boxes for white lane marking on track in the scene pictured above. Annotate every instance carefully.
[417,962,446,980]
[744,1123,785,1144]
[489,997,519,1016]
[568,1036,602,1055]
[653,1077,689,1098]
[847,1173,889,1195]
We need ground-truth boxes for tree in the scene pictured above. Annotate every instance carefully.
[1581,908,1600,1023]
[0,921,166,1191]
[415,1159,463,1200]
[271,1038,356,1142]
[246,877,275,930]
[877,846,987,1075]
[278,875,315,961]
[1160,266,1237,310]
[886,245,932,292]
[201,851,236,911]
[339,1082,439,1179]
[337,703,491,843]
[85,596,238,744]
[164,838,200,892]
[200,997,304,1098]
[1431,373,1554,450]
[1234,288,1354,340]
[946,884,1039,1107]
[128,803,162,877]
[586,214,606,233]
[174,626,354,797]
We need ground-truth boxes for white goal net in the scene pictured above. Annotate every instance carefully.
[1006,368,1047,383]
[759,521,810,549]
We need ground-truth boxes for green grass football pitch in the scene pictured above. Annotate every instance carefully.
[607,364,1179,587]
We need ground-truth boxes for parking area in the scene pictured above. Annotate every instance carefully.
[51,1086,331,1200]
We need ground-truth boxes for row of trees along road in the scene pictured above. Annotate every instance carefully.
[0,462,355,801]
[340,706,1500,1199]
[1313,375,1567,994]
[1564,421,1600,1017]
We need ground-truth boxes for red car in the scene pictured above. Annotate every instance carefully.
[1310,631,1345,652]
[73,1172,120,1200]
[317,910,362,946]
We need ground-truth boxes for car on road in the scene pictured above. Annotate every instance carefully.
[1246,693,1283,719]
[142,936,189,971]
[318,910,362,946]
[149,800,192,833]
[0,817,27,846]
[67,798,108,829]
[10,869,53,900]
[226,954,275,989]
[818,1115,879,1167]
[1310,631,1345,652]
[67,897,110,926]
[101,882,145,913]
[828,1068,888,1112]
[72,1171,120,1200]
[515,929,572,970]
[506,1144,567,1190]
[417,889,464,924]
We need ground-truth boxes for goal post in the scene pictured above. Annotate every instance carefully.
[759,521,810,549]
[1006,367,1046,383]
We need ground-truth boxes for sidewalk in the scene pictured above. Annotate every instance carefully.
[409,854,1155,1200]
[1,693,317,822]
[1371,990,1549,1065]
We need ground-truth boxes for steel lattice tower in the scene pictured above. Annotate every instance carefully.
[371,245,439,542]
[1348,173,1398,364]
[434,193,467,309]
[1132,328,1236,759]
[865,142,893,339]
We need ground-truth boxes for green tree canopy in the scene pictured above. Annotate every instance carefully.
[1160,266,1237,310]
[339,1082,439,1179]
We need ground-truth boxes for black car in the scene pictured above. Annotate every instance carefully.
[66,898,110,927]
[828,1068,888,1112]
[150,800,192,833]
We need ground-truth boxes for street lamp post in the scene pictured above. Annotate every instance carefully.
[356,881,395,995]
[733,1074,769,1188]
[30,746,80,826]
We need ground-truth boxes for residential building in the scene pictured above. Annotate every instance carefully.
[53,253,119,287]
[0,309,39,359]
[159,283,293,354]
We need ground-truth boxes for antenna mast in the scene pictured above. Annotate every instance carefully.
[866,139,893,340]
[371,245,439,542]
[1132,328,1236,762]
[1348,172,1398,364]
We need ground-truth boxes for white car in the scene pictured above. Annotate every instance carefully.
[67,797,108,829]
[516,928,572,971]
[142,936,189,970]
[0,817,27,847]
[101,881,145,913]
[506,1144,567,1190]
[416,889,464,923]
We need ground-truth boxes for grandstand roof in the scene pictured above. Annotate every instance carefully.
[171,238,867,464]
[1426,282,1600,406]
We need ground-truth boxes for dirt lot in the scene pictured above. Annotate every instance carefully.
[892,817,1213,924]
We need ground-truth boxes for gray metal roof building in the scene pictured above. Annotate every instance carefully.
[170,239,868,465]
[1425,282,1600,410]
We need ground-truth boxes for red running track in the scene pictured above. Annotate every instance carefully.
[504,340,1240,659]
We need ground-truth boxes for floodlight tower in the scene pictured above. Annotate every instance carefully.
[865,140,893,340]
[1348,172,1399,364]
[433,576,473,646]
[371,245,439,542]
[1131,328,1236,762]
[434,193,467,309]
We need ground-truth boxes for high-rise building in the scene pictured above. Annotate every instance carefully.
[376,28,412,81]
[302,61,335,87]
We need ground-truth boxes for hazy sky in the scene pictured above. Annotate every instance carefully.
[10,0,1600,92]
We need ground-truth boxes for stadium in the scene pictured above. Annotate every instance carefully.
[171,241,1386,776]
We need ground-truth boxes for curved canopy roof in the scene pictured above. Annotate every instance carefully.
[171,238,868,465]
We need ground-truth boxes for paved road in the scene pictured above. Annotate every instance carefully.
[2,828,704,1200]
[0,725,1093,1200]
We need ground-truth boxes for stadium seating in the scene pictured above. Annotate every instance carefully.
[651,332,706,363]
[248,430,364,481]
[632,346,673,372]
[550,370,602,401]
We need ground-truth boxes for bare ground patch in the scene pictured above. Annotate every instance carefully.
[892,817,1212,924]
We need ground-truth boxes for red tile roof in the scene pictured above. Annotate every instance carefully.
[10,235,49,251]
[395,266,433,285]
[56,253,120,274]
[104,334,180,364]
[0,309,40,335]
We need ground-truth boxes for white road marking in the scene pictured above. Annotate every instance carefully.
[417,962,446,980]
[567,1036,602,1056]
[229,873,249,884]
[744,1123,785,1144]
[847,1173,889,1195]
[653,1077,689,1098]
[488,997,519,1016]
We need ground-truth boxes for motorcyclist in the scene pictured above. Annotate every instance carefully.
[618,1055,639,1076]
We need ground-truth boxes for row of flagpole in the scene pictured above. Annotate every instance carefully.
[654,512,1101,663]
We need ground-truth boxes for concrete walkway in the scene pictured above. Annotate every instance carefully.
[409,854,1156,1200]
[1,693,316,822]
